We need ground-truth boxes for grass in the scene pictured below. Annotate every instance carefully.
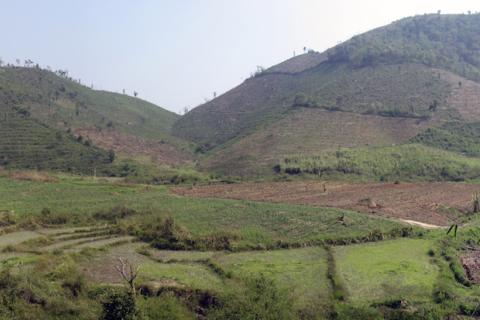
[334,239,439,304]
[279,143,480,181]
[0,173,407,248]
[139,261,225,292]
[412,121,480,156]
[213,247,330,311]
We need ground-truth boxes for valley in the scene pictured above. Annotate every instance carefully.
[2,10,480,320]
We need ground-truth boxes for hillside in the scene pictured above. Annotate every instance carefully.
[0,66,193,173]
[173,13,480,176]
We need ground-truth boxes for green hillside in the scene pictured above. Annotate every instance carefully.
[0,66,196,174]
[0,106,113,174]
[0,66,179,140]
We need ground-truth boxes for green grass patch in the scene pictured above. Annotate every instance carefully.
[280,144,480,181]
[334,238,439,304]
[213,247,330,312]
[139,261,225,292]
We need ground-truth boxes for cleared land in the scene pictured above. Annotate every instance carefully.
[172,181,480,225]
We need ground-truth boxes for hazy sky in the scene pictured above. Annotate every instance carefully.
[2,0,480,114]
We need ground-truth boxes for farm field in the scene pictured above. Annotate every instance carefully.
[0,174,408,249]
[172,180,480,225]
[334,239,438,304]
[1,173,480,319]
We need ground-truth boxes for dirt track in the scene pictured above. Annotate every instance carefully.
[172,181,480,226]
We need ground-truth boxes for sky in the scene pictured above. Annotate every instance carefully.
[1,0,480,114]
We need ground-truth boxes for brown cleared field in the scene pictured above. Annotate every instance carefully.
[171,181,480,225]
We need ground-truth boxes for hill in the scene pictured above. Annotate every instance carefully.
[0,65,193,174]
[173,14,480,176]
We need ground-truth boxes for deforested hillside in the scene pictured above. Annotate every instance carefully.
[172,13,480,176]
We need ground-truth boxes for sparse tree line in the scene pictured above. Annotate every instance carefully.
[0,56,140,98]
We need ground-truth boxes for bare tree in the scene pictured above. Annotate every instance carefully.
[115,258,139,296]
[183,106,189,115]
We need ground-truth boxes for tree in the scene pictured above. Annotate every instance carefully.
[115,258,139,296]
[133,91,138,97]
[183,106,189,115]
[15,59,20,66]
[108,149,116,163]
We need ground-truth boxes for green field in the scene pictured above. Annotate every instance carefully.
[214,247,330,311]
[334,239,438,304]
[0,174,408,249]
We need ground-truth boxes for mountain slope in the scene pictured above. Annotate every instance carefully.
[173,13,480,176]
[0,66,193,171]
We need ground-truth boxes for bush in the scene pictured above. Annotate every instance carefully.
[94,206,137,222]
[208,276,294,320]
[137,294,195,320]
[101,290,137,320]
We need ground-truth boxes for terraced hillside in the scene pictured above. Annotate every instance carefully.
[0,66,193,171]
[173,14,480,176]
[0,106,113,174]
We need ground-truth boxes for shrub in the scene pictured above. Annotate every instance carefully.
[101,290,137,320]
[94,206,137,222]
[208,275,294,320]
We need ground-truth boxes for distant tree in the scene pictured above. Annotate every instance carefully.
[24,59,33,67]
[122,89,126,94]
[133,91,138,97]
[108,149,116,163]
[183,106,189,115]
[15,58,20,66]
[213,91,217,98]
[303,46,307,53]
[437,10,441,15]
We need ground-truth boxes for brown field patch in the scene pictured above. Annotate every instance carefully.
[461,250,480,284]
[75,128,192,166]
[171,181,480,225]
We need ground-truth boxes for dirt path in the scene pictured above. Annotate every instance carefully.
[399,219,445,229]
[172,181,480,226]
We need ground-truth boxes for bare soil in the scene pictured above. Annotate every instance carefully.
[461,250,480,284]
[75,128,192,166]
[171,181,480,225]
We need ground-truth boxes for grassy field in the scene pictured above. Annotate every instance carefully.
[0,173,408,249]
[213,247,330,312]
[334,239,438,304]
[279,143,480,181]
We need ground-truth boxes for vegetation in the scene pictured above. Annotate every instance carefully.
[412,121,480,156]
[278,144,480,181]
[327,14,480,81]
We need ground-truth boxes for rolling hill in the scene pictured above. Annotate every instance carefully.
[173,13,480,176]
[0,65,193,174]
